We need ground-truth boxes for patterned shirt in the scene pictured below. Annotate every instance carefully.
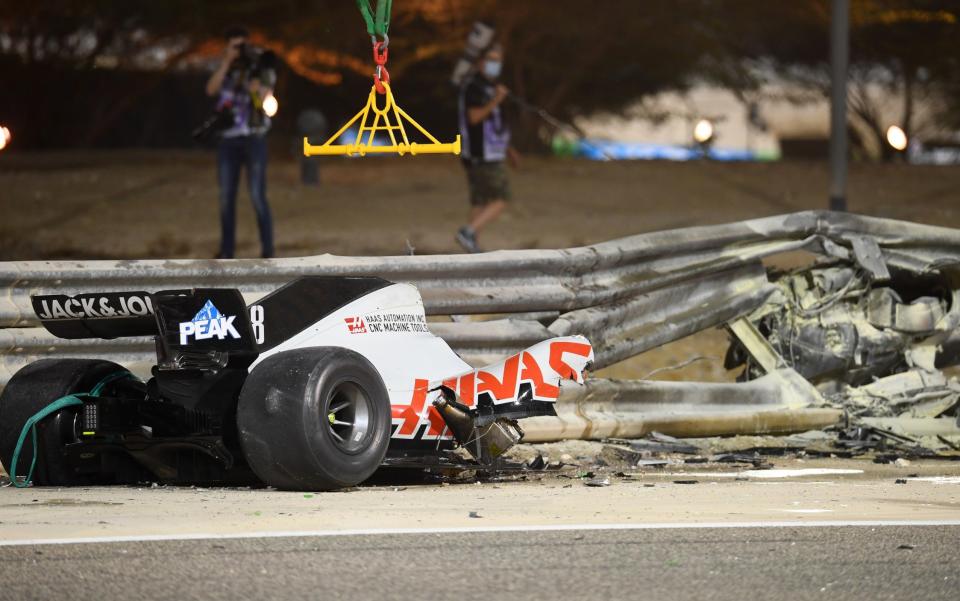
[216,67,275,138]
[458,73,511,164]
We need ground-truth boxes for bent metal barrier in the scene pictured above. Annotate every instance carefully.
[2,211,959,440]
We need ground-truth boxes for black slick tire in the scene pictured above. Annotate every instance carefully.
[0,359,126,486]
[237,347,391,491]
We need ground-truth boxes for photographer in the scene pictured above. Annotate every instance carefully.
[205,26,276,259]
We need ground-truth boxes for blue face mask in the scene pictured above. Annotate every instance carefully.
[483,60,502,80]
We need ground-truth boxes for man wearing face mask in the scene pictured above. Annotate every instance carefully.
[455,43,519,253]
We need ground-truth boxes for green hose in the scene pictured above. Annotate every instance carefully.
[8,370,137,488]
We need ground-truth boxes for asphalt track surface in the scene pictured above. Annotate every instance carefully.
[1,524,958,601]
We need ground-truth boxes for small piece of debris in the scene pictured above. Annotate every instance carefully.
[673,480,699,485]
[897,544,915,550]
[625,432,700,455]
[895,478,908,484]
[468,511,482,518]
[585,477,611,487]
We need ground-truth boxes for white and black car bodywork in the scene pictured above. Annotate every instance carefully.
[0,277,593,490]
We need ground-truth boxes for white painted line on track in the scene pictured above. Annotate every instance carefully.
[2,520,960,547]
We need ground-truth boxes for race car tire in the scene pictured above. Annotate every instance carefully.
[237,347,392,491]
[0,358,126,486]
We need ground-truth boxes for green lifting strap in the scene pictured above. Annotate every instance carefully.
[8,370,137,488]
[357,0,392,38]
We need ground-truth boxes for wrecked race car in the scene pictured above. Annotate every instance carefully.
[0,277,593,490]
[725,254,960,432]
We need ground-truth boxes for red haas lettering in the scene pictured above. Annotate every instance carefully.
[389,338,594,440]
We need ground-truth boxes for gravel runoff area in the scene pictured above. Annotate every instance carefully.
[3,152,959,261]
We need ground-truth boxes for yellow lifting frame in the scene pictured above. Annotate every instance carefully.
[303,82,460,157]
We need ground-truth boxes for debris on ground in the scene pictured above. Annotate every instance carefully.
[712,453,773,469]
[721,252,960,459]
[584,477,610,487]
[526,454,547,470]
[607,432,701,455]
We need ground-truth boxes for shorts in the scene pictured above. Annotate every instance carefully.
[464,161,511,206]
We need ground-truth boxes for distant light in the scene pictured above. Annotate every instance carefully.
[0,126,10,151]
[262,94,279,118]
[693,119,714,144]
[886,125,908,151]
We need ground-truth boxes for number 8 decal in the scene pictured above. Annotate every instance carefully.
[250,305,265,344]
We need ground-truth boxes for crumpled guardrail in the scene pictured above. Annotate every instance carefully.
[2,211,959,439]
[527,374,844,442]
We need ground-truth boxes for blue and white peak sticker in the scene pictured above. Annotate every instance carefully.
[178,300,241,345]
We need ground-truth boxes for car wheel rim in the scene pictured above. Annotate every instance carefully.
[324,381,372,453]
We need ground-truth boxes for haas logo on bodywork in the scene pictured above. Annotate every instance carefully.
[391,338,594,440]
[344,316,368,334]
[179,300,240,344]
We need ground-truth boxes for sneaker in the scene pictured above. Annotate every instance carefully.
[456,226,481,253]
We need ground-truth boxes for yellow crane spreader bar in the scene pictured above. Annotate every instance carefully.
[303,82,460,157]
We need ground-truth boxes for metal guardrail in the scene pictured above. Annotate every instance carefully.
[2,211,959,439]
[527,373,844,442]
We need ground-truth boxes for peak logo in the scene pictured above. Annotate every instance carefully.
[344,316,367,334]
[179,300,241,345]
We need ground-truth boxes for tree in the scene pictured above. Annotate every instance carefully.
[699,0,960,160]
[1,1,720,149]
[4,0,960,153]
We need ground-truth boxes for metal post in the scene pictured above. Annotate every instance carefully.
[297,109,327,186]
[829,0,849,212]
